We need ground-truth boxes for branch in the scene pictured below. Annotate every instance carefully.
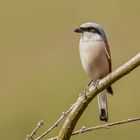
[26,121,44,140]
[48,116,140,140]
[57,53,140,140]
[73,116,140,135]
[33,104,75,140]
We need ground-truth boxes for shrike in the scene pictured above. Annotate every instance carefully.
[74,22,113,122]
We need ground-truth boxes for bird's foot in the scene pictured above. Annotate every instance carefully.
[88,79,100,90]
[79,80,100,98]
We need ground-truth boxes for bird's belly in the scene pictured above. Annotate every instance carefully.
[79,42,109,80]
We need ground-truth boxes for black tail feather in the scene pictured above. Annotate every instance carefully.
[100,109,108,122]
[107,86,113,95]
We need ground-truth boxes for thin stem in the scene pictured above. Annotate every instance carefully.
[34,104,75,140]
[73,116,140,135]
[26,121,44,140]
[48,116,140,140]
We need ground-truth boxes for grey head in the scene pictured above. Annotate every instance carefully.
[74,22,107,42]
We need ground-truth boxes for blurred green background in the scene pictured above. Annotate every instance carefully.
[1,0,140,140]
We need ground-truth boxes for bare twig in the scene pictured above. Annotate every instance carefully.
[26,120,44,140]
[73,116,140,135]
[57,53,140,140]
[27,53,140,140]
[34,104,75,140]
[48,116,140,140]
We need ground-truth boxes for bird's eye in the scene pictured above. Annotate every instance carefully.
[87,27,96,32]
[83,28,88,31]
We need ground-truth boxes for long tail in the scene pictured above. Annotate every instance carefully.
[97,90,108,122]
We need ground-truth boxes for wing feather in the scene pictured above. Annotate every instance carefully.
[105,42,112,72]
[104,42,113,94]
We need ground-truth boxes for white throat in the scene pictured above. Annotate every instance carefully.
[80,32,103,43]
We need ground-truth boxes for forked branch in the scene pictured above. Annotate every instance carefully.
[26,53,140,140]
[57,53,140,140]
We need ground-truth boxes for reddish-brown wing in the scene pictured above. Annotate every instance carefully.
[105,42,113,94]
[105,42,112,72]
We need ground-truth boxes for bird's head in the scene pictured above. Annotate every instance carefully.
[74,22,107,42]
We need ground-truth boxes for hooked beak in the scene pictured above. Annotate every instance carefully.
[74,27,84,33]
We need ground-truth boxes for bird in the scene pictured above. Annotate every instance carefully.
[74,22,113,122]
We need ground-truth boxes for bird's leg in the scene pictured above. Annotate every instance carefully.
[85,80,95,95]
[88,80,93,87]
[85,80,99,96]
[79,81,93,98]
[89,79,100,89]
[79,80,100,98]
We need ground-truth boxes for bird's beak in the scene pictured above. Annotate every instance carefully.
[74,27,84,33]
